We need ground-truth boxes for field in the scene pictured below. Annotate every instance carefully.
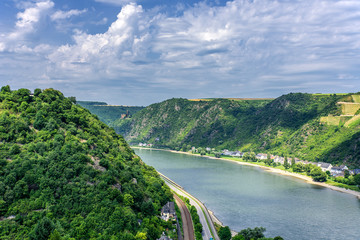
[320,116,341,126]
[352,95,360,103]
[340,103,360,115]
[345,115,360,127]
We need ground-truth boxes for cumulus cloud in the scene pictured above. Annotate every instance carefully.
[10,0,54,40]
[2,0,360,104]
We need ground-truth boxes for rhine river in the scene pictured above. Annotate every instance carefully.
[134,148,360,240]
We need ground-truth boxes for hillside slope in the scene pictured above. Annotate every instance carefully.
[77,101,144,126]
[0,86,173,239]
[118,93,360,167]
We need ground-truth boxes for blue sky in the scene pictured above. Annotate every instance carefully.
[1,0,360,105]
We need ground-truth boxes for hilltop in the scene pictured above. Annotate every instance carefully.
[0,86,173,239]
[116,93,360,168]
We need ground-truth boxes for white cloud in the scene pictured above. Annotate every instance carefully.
[94,0,136,6]
[51,9,87,21]
[10,0,54,39]
[2,0,360,105]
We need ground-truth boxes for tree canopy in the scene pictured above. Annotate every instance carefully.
[0,86,173,239]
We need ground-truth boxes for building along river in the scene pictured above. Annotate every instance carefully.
[134,148,360,240]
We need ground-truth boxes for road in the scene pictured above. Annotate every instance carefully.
[159,172,220,240]
[173,194,195,240]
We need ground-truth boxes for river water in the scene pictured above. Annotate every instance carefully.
[134,148,360,240]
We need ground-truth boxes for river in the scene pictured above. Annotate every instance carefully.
[134,148,360,240]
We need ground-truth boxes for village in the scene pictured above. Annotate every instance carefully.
[221,149,360,177]
[137,143,360,178]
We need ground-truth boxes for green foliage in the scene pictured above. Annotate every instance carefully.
[189,205,202,240]
[0,87,171,239]
[310,167,328,182]
[218,226,232,240]
[283,157,290,169]
[115,93,360,167]
[77,101,144,126]
[30,217,55,240]
[237,227,266,240]
[354,174,360,185]
[292,163,304,172]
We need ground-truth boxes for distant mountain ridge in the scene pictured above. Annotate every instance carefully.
[115,93,360,168]
[77,101,144,126]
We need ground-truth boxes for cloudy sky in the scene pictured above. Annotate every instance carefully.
[1,0,360,105]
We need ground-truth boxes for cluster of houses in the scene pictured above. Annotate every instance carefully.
[222,150,360,177]
[138,143,153,147]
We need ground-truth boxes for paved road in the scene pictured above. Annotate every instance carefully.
[159,172,220,240]
[174,194,195,240]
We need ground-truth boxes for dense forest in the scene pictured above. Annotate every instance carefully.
[77,101,144,126]
[114,94,360,168]
[0,86,173,239]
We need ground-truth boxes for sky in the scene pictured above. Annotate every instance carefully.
[1,0,360,106]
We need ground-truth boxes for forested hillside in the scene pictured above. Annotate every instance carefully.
[117,93,360,167]
[0,86,173,239]
[77,101,144,126]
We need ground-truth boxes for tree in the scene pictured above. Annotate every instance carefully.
[49,229,62,240]
[68,96,76,104]
[243,152,256,162]
[283,157,290,169]
[274,236,284,240]
[1,85,10,93]
[292,163,304,173]
[354,174,360,186]
[238,227,266,240]
[310,167,327,182]
[232,235,245,240]
[265,154,273,166]
[344,170,350,178]
[218,226,232,240]
[30,217,55,240]
[34,88,42,97]
[123,194,134,207]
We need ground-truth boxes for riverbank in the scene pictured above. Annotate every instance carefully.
[132,146,360,199]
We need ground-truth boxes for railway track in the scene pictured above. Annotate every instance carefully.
[173,194,195,240]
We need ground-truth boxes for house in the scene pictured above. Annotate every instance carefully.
[255,153,267,160]
[273,156,285,164]
[222,150,242,157]
[161,202,176,221]
[294,158,302,164]
[157,233,172,240]
[353,169,360,175]
[339,165,348,171]
[330,166,343,175]
[317,162,333,172]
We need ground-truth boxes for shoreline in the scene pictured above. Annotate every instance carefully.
[132,146,360,199]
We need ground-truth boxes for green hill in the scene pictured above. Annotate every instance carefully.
[77,101,144,126]
[117,93,360,167]
[0,86,173,239]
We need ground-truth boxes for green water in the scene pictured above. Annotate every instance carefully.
[134,148,360,240]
